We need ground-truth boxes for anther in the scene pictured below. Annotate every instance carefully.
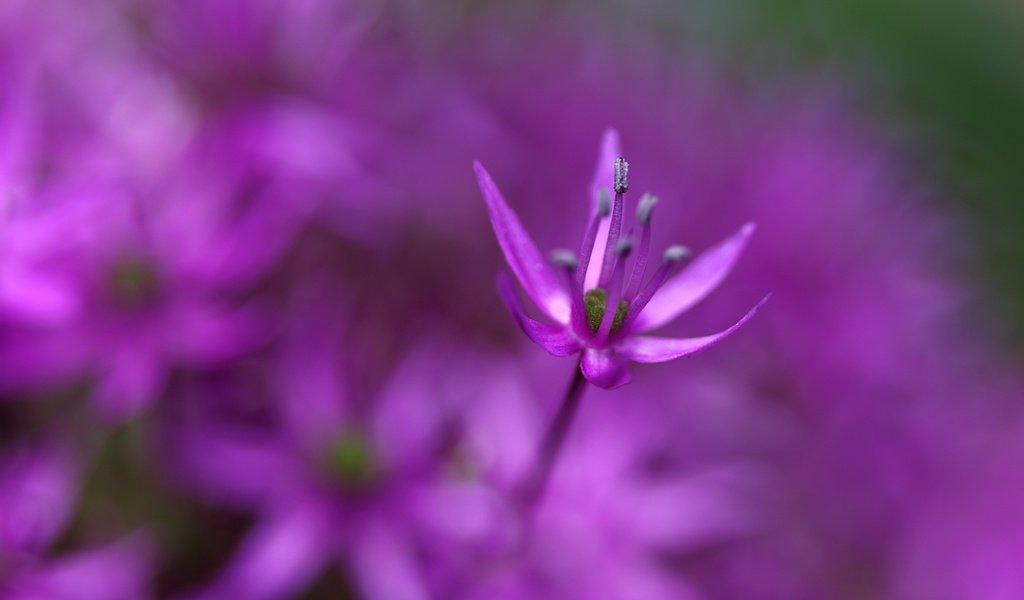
[615,236,634,256]
[613,158,629,194]
[662,245,691,263]
[552,250,588,335]
[636,194,658,226]
[550,249,579,270]
[620,245,692,331]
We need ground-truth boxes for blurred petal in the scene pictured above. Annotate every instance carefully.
[197,502,331,600]
[498,272,580,357]
[604,563,704,600]
[164,427,295,509]
[474,161,570,324]
[580,348,632,390]
[14,534,153,600]
[0,444,77,553]
[276,282,349,450]
[408,483,506,545]
[583,128,622,291]
[632,223,756,332]
[0,269,78,325]
[351,522,428,600]
[93,347,162,422]
[622,468,756,549]
[619,296,768,363]
[465,370,541,485]
[171,302,267,364]
[0,72,38,188]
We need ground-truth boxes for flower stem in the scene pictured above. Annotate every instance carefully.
[518,359,588,508]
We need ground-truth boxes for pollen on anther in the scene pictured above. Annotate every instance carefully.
[615,237,634,255]
[613,157,629,194]
[663,245,691,263]
[636,194,658,225]
[550,249,579,269]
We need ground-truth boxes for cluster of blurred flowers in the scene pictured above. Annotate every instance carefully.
[1,1,1022,599]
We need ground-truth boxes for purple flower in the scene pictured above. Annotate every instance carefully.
[0,183,273,420]
[164,286,509,600]
[475,129,767,389]
[0,443,153,598]
[444,359,759,599]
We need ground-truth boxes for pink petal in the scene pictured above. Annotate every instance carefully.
[408,482,505,544]
[619,295,769,363]
[277,285,350,451]
[0,444,78,553]
[0,74,38,186]
[583,128,622,290]
[196,501,331,600]
[0,270,79,325]
[370,344,452,472]
[497,272,580,357]
[94,346,162,421]
[620,467,757,549]
[580,347,632,390]
[164,426,295,509]
[350,522,429,600]
[474,162,570,324]
[171,301,267,364]
[631,223,756,332]
[15,534,153,600]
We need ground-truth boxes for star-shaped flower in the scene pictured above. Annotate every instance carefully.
[475,129,768,389]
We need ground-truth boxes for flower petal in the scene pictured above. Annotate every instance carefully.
[619,295,769,363]
[474,161,570,324]
[0,269,79,325]
[14,534,154,600]
[498,272,580,357]
[0,443,78,554]
[583,128,622,290]
[194,501,331,600]
[350,522,429,600]
[580,347,632,390]
[163,425,295,509]
[94,345,162,422]
[632,223,756,332]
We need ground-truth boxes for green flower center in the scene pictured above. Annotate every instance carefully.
[110,257,160,308]
[583,288,629,333]
[323,432,377,489]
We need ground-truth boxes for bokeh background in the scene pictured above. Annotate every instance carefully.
[1,1,1023,598]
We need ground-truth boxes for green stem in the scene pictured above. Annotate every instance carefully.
[518,359,588,508]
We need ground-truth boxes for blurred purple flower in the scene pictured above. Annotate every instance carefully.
[164,287,508,600]
[0,443,152,598]
[475,129,767,389]
[443,361,760,599]
[0,183,271,420]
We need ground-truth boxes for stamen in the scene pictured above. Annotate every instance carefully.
[624,193,658,299]
[621,245,690,331]
[549,249,579,270]
[663,245,691,263]
[614,237,634,255]
[613,157,629,194]
[550,250,587,336]
[576,189,611,285]
[597,236,633,341]
[599,158,628,287]
[635,193,657,226]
